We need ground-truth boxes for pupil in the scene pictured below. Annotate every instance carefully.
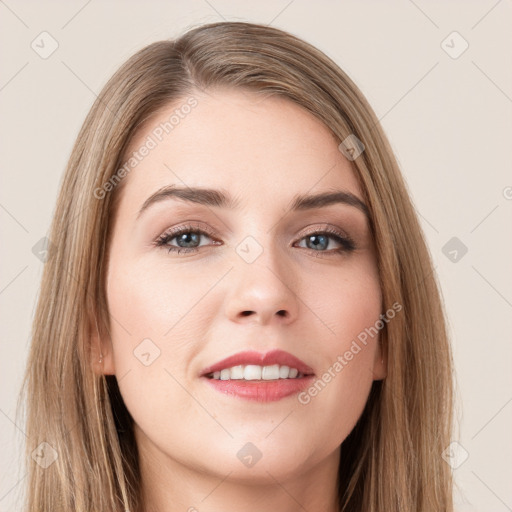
[178,232,199,248]
[307,235,327,251]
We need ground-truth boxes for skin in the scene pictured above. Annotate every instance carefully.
[93,87,386,512]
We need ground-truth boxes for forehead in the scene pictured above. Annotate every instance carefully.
[118,88,363,214]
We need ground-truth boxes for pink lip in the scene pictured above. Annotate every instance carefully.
[200,349,315,403]
[204,376,316,402]
[200,349,315,377]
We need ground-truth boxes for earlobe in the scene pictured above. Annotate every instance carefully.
[372,343,387,381]
[90,316,116,375]
[92,346,116,375]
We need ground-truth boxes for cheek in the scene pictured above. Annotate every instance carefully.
[304,254,382,349]
[105,255,224,393]
[106,257,221,350]
[295,258,381,439]
[105,260,210,436]
[107,262,187,335]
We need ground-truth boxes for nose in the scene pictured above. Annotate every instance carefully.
[224,243,300,326]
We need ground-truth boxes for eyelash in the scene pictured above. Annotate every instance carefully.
[154,223,356,257]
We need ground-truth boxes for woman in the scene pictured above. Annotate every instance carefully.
[19,21,455,511]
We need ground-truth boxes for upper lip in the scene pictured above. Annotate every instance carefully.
[200,349,315,377]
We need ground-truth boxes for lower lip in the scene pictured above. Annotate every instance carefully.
[203,375,315,402]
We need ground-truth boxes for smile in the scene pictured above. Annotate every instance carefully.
[200,349,316,402]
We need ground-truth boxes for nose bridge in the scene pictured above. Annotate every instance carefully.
[224,229,300,325]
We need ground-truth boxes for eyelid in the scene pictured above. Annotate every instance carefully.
[156,221,218,240]
[295,223,351,241]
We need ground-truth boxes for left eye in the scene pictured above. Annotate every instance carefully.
[155,227,355,255]
[157,230,213,253]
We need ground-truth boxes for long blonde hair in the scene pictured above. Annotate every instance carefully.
[18,21,455,511]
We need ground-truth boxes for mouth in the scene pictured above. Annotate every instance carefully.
[200,349,315,402]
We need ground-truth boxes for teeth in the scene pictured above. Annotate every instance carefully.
[262,364,280,380]
[208,364,306,381]
[279,365,290,378]
[244,365,262,380]
[230,365,244,379]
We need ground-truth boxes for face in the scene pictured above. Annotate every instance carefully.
[96,87,385,484]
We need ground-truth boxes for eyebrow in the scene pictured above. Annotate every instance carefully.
[137,185,370,219]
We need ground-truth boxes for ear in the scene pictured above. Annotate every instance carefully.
[371,336,387,381]
[90,315,116,376]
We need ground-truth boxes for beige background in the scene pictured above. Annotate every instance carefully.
[1,1,511,510]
